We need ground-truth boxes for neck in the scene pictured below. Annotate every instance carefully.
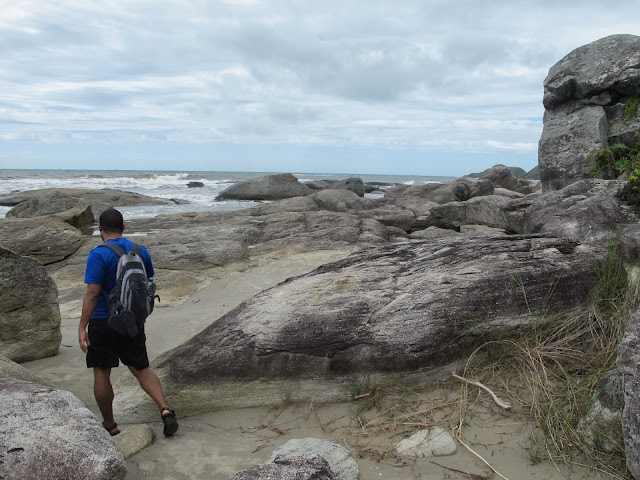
[102,233,123,241]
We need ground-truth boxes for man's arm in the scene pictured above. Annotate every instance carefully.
[78,283,102,353]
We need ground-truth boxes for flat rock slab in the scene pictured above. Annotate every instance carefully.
[115,235,602,420]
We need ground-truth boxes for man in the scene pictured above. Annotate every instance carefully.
[78,208,178,437]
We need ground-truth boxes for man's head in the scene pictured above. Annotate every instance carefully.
[99,208,125,234]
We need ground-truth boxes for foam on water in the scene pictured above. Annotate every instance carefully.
[0,169,455,219]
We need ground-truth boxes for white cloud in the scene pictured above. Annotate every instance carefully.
[0,0,639,173]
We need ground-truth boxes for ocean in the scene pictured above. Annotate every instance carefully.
[0,169,456,220]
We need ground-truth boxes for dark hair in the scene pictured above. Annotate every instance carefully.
[99,208,124,233]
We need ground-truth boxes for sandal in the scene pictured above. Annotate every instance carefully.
[161,407,178,437]
[103,421,120,436]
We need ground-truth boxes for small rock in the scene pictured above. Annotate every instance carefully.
[396,426,457,457]
[113,424,156,459]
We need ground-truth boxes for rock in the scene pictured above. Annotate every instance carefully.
[578,369,624,452]
[114,235,601,419]
[479,165,520,191]
[543,34,640,110]
[396,426,456,457]
[0,378,126,480]
[2,188,165,219]
[269,439,359,480]
[493,187,525,199]
[186,181,204,188]
[216,173,314,201]
[0,246,61,362]
[425,195,523,233]
[332,177,365,197]
[538,104,608,191]
[408,226,461,240]
[539,34,640,191]
[231,453,336,480]
[112,424,156,459]
[52,205,95,229]
[0,353,56,387]
[384,179,493,204]
[617,305,640,479]
[0,216,83,265]
[304,180,338,191]
[466,164,528,179]
[522,179,639,245]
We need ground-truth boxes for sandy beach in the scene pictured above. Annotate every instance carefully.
[23,251,612,480]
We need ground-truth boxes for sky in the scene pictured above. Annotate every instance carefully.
[0,1,639,177]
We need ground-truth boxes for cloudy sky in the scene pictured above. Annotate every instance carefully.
[1,1,639,176]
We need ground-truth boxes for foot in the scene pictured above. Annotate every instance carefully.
[161,407,178,437]
[103,421,120,436]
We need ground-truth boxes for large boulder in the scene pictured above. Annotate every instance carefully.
[0,246,61,362]
[114,235,601,419]
[216,173,314,201]
[2,188,165,219]
[479,165,520,191]
[539,34,640,191]
[332,177,365,197]
[617,306,640,479]
[0,379,126,480]
[0,216,83,265]
[384,179,493,204]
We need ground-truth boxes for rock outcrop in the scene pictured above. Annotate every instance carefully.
[384,178,494,204]
[0,247,61,362]
[216,173,315,201]
[618,306,640,479]
[0,216,84,265]
[0,378,126,480]
[114,235,601,419]
[1,187,165,220]
[539,34,640,191]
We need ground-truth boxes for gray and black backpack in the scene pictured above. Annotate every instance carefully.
[99,242,159,324]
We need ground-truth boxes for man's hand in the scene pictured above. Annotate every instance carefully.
[79,328,90,353]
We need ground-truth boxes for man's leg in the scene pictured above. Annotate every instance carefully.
[128,366,178,436]
[93,367,119,433]
[128,366,168,409]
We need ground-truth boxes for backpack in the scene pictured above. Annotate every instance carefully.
[98,242,159,331]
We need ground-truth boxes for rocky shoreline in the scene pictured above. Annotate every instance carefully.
[2,34,640,480]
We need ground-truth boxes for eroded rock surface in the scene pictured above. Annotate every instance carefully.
[0,378,126,480]
[0,247,61,362]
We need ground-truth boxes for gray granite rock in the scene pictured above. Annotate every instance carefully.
[269,438,358,480]
[0,246,61,362]
[231,453,336,480]
[216,173,314,201]
[0,378,126,480]
[618,306,640,479]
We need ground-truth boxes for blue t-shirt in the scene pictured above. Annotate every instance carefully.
[84,238,155,319]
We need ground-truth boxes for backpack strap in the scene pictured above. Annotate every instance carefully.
[97,242,126,257]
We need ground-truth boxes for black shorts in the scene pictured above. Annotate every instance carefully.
[86,318,150,371]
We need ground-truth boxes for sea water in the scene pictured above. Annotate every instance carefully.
[0,169,455,220]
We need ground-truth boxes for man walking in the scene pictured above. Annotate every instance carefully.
[78,208,178,437]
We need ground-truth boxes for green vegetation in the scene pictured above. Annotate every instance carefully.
[472,234,636,476]
[623,95,640,125]
[588,139,640,209]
